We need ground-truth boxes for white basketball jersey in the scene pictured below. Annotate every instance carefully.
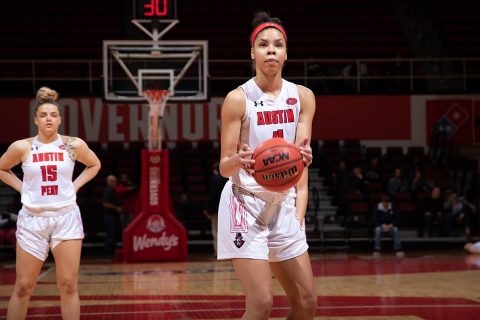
[231,78,301,193]
[22,135,76,209]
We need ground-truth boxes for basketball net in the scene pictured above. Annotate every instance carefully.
[143,90,171,150]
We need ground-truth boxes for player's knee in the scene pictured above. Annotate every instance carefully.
[56,278,78,296]
[247,294,273,317]
[302,293,317,316]
[14,278,36,299]
[290,290,317,317]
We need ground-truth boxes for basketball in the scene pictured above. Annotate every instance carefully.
[252,138,304,192]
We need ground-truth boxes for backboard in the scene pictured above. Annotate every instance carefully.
[103,39,208,102]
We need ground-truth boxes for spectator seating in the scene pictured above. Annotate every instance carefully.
[1,0,412,60]
[320,139,478,241]
[429,0,480,57]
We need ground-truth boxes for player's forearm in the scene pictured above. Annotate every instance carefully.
[73,164,101,192]
[219,156,241,178]
[0,170,22,192]
[220,144,255,178]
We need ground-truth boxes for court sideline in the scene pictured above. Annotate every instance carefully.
[1,250,479,319]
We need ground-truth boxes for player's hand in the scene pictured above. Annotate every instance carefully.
[298,138,313,168]
[236,144,255,175]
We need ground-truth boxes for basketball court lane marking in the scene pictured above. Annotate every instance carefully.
[8,301,480,318]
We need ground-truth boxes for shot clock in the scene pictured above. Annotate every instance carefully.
[134,0,177,19]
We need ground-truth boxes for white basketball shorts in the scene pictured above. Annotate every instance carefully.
[16,204,84,261]
[217,181,308,262]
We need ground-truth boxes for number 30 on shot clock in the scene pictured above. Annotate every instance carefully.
[134,0,177,19]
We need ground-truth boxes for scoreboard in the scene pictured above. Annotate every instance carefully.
[134,0,177,19]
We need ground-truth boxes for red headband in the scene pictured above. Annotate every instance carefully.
[250,22,287,47]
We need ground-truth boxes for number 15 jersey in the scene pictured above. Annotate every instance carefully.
[231,78,301,193]
[22,135,76,209]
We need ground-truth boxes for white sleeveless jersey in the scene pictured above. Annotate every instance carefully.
[231,78,301,193]
[21,135,76,209]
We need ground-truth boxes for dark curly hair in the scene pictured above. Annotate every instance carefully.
[251,11,284,30]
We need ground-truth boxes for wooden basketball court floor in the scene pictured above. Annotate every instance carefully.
[1,250,480,319]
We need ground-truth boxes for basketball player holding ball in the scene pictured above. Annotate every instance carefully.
[218,11,316,319]
[0,87,101,320]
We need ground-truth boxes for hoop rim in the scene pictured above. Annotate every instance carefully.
[143,89,171,103]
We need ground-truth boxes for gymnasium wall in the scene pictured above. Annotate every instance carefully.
[1,95,479,147]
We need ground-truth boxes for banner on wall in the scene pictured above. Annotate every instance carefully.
[0,95,478,146]
[312,95,411,140]
[0,97,224,143]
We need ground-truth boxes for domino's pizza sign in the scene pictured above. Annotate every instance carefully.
[427,100,474,145]
[436,117,456,139]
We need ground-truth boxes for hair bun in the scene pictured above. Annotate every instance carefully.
[251,11,284,33]
[36,87,59,103]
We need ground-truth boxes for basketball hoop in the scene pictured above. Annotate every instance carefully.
[144,89,170,118]
[143,89,171,150]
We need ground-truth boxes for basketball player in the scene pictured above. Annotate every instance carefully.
[464,242,480,254]
[218,12,316,319]
[0,87,101,319]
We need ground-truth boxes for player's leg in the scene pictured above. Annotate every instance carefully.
[267,194,316,319]
[374,226,382,251]
[232,258,273,319]
[218,182,272,318]
[52,239,82,320]
[392,226,402,251]
[7,244,44,319]
[270,251,317,320]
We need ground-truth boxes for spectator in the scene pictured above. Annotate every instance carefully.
[342,61,368,91]
[115,173,138,227]
[443,192,474,237]
[420,187,444,237]
[202,162,228,257]
[331,161,348,205]
[373,194,403,257]
[307,58,329,93]
[364,156,382,184]
[348,166,367,194]
[103,175,122,259]
[410,168,431,199]
[384,53,409,93]
[387,168,408,198]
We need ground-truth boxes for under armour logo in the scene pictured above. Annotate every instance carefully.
[233,233,245,248]
[254,101,264,107]
[31,146,38,151]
